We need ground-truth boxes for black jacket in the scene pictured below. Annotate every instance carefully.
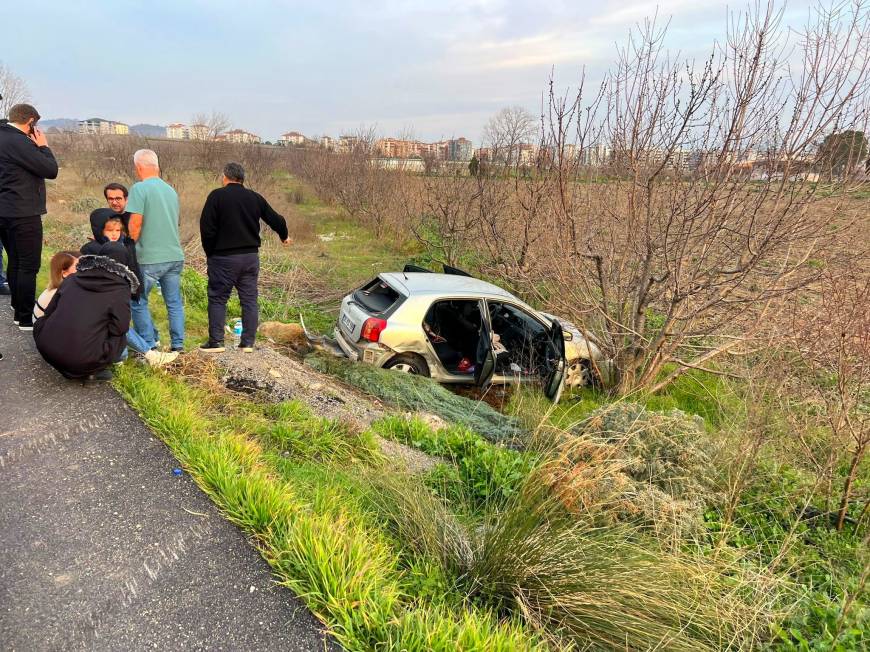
[83,209,142,299]
[34,248,139,379]
[199,183,288,257]
[0,120,59,217]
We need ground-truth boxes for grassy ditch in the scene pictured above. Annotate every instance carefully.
[114,357,789,651]
[114,362,543,651]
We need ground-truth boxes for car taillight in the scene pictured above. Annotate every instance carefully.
[361,317,387,342]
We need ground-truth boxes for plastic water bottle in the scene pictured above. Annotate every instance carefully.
[232,318,243,347]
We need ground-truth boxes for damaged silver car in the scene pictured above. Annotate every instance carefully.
[312,265,609,402]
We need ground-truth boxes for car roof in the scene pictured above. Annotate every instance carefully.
[380,272,517,301]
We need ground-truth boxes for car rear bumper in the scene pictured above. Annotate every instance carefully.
[334,327,395,367]
[334,327,360,360]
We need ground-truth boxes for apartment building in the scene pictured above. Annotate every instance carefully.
[375,137,473,160]
[446,137,473,161]
[278,131,306,146]
[217,129,261,144]
[79,118,129,136]
[165,123,189,139]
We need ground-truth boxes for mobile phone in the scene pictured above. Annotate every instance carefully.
[29,121,37,136]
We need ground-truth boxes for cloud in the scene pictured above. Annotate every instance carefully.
[443,30,603,71]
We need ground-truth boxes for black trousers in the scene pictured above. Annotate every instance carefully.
[0,215,42,325]
[207,253,259,346]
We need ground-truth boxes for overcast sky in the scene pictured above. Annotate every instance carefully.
[3,0,815,142]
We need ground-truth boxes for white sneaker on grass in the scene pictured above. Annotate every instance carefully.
[144,349,179,367]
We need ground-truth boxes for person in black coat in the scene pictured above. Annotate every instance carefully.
[34,243,139,380]
[198,162,289,352]
[0,104,59,330]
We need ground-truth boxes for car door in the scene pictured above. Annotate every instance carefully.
[543,318,567,402]
[474,304,497,387]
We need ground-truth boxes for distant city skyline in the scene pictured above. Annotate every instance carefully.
[4,1,816,142]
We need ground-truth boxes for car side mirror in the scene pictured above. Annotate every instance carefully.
[563,331,573,341]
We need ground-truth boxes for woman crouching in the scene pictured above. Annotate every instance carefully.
[33,243,175,381]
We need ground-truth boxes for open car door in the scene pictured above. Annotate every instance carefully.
[543,319,567,402]
[474,311,497,387]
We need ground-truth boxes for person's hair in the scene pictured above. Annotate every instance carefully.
[223,162,245,183]
[49,251,78,290]
[103,216,125,232]
[103,182,128,199]
[133,149,159,168]
[8,104,41,125]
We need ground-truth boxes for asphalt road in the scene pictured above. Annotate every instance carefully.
[0,298,337,651]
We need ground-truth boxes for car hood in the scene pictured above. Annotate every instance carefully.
[538,311,603,361]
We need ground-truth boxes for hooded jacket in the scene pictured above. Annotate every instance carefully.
[82,208,142,299]
[34,246,140,378]
[0,120,59,217]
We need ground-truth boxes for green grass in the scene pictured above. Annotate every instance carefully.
[365,464,775,651]
[704,465,869,651]
[373,415,536,512]
[113,363,545,651]
[509,367,743,433]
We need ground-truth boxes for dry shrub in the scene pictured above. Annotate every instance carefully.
[536,403,723,539]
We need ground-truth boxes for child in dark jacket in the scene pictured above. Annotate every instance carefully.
[81,214,142,299]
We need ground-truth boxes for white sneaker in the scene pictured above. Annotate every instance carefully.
[145,349,179,367]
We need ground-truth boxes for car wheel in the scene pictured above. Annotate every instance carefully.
[384,353,430,377]
[565,358,598,388]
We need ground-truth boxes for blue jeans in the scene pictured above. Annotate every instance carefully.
[131,260,185,350]
[126,326,151,355]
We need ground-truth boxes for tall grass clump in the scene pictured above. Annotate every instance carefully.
[366,466,778,651]
[532,402,725,540]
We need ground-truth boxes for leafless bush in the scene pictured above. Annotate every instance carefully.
[784,268,870,530]
[407,172,481,266]
[287,127,410,237]
[468,2,870,395]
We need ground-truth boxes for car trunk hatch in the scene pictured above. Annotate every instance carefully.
[339,276,403,343]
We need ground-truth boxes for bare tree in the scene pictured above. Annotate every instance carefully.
[410,171,481,267]
[477,1,870,395]
[481,106,538,167]
[190,111,231,172]
[0,61,30,117]
[789,268,870,531]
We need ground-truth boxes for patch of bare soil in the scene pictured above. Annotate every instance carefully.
[189,346,441,473]
[201,346,385,429]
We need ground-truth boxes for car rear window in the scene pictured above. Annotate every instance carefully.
[354,277,401,314]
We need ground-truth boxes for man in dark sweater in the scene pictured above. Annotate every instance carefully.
[0,104,59,330]
[199,162,290,352]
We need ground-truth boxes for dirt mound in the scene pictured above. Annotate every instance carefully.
[194,347,385,430]
[189,347,441,473]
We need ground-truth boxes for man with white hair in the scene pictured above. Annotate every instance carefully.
[126,149,186,352]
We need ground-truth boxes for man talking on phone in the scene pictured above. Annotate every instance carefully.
[0,104,59,330]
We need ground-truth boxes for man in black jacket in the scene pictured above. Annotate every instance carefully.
[0,104,59,330]
[198,162,290,352]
